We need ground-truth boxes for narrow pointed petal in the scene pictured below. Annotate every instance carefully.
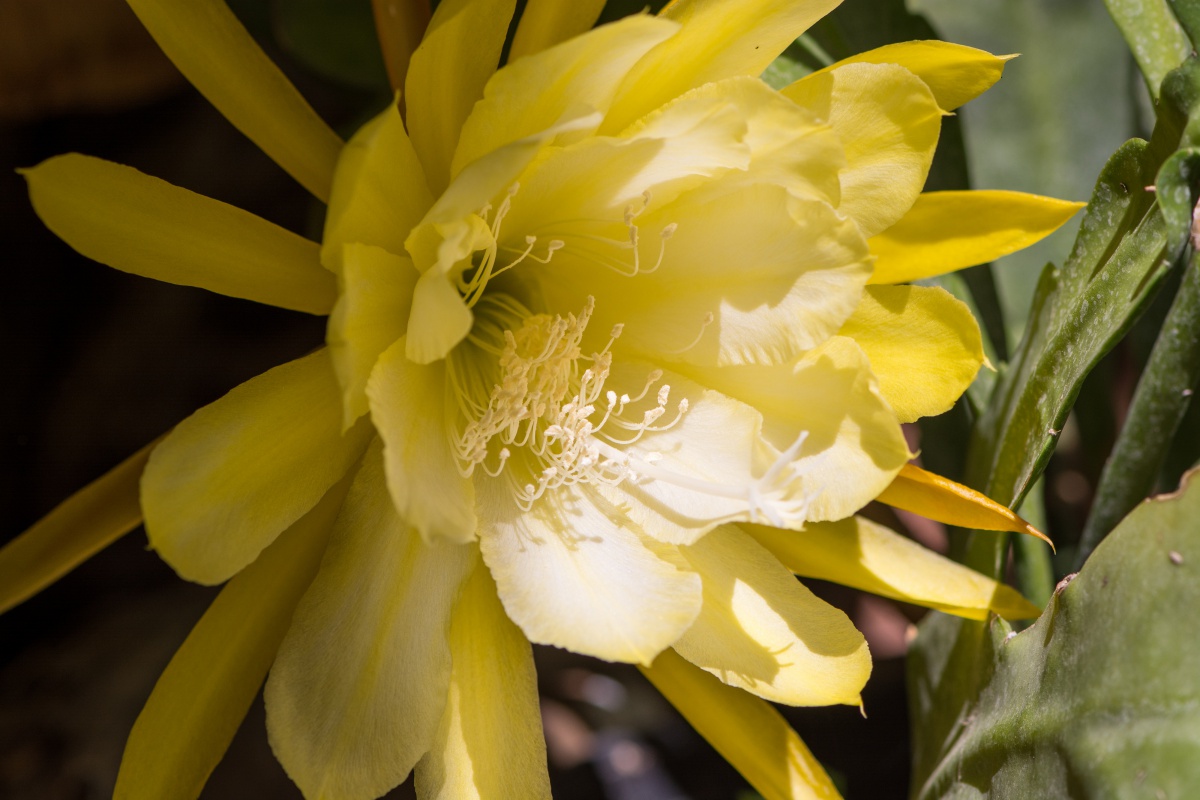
[747,517,1042,620]
[405,0,517,193]
[266,443,474,800]
[877,464,1053,547]
[783,62,942,238]
[478,480,701,665]
[508,0,606,61]
[143,350,373,585]
[24,154,335,314]
[323,104,432,270]
[126,0,342,200]
[372,0,431,92]
[327,244,417,429]
[415,557,551,800]
[868,190,1086,285]
[454,14,679,176]
[0,440,154,615]
[838,285,983,423]
[641,648,844,800]
[825,41,1013,111]
[674,526,870,706]
[367,337,477,544]
[114,480,346,800]
[602,0,841,133]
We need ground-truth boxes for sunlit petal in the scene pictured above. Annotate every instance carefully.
[683,337,911,523]
[455,13,679,175]
[747,516,1042,620]
[878,464,1053,547]
[868,190,1086,284]
[478,479,701,665]
[839,285,984,422]
[323,104,432,270]
[823,40,1013,111]
[641,648,844,800]
[603,0,841,133]
[675,526,871,706]
[784,62,942,238]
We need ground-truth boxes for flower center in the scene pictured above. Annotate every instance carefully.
[451,296,687,509]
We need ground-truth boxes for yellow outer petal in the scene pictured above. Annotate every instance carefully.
[783,62,942,238]
[327,244,417,429]
[367,337,477,544]
[415,555,552,800]
[113,480,346,800]
[453,14,680,177]
[24,154,335,315]
[877,464,1053,548]
[323,103,432,270]
[675,526,871,706]
[839,284,983,423]
[868,190,1086,285]
[126,0,342,201]
[747,517,1042,621]
[143,349,373,585]
[602,0,841,134]
[0,440,155,615]
[507,0,606,61]
[265,442,474,800]
[824,40,1013,111]
[640,648,843,800]
[405,0,517,193]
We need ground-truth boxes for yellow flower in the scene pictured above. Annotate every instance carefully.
[3,0,1081,798]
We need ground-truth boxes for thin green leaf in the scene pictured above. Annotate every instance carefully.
[913,468,1200,799]
[960,138,1173,573]
[910,59,1200,794]
[1077,151,1200,565]
[1169,0,1200,47]
[1106,0,1192,96]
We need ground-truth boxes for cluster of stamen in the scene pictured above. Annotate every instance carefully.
[526,190,678,279]
[454,297,688,510]
[445,187,820,526]
[457,183,564,308]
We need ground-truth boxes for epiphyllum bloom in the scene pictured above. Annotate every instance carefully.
[4,0,1081,797]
